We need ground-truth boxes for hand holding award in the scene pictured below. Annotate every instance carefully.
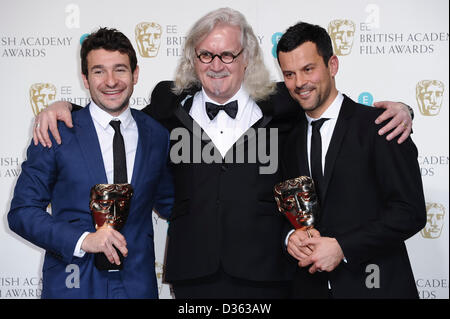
[90,183,133,270]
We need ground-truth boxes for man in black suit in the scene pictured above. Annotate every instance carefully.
[276,22,426,298]
[33,8,414,298]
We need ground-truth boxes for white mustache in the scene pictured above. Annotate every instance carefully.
[207,71,230,78]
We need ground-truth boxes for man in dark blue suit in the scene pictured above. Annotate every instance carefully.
[8,28,174,298]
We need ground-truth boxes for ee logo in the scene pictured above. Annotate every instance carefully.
[358,92,374,106]
[271,32,283,58]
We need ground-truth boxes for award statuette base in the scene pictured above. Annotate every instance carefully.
[95,248,124,271]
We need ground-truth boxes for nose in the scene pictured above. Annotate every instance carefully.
[210,55,225,71]
[149,34,155,46]
[295,73,307,89]
[105,71,118,87]
[430,214,438,226]
[430,92,437,104]
[342,32,349,44]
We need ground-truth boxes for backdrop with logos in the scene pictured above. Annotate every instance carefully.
[0,0,448,299]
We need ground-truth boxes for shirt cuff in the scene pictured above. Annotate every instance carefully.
[73,232,90,258]
[285,229,296,247]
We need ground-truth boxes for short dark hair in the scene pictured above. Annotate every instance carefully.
[80,27,138,76]
[276,22,334,66]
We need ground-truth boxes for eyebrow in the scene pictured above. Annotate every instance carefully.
[197,48,240,54]
[302,63,315,69]
[90,63,130,70]
[281,63,315,73]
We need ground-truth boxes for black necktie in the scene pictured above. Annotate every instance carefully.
[109,120,128,184]
[310,118,329,200]
[205,100,238,120]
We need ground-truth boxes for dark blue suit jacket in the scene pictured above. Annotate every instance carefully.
[8,105,174,298]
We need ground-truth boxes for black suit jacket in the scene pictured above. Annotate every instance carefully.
[281,95,426,298]
[144,81,300,283]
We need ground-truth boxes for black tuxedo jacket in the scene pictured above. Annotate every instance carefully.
[281,95,426,298]
[143,81,299,283]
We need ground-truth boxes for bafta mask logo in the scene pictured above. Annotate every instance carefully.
[29,83,57,115]
[328,19,355,56]
[421,202,446,239]
[416,80,445,116]
[135,22,162,58]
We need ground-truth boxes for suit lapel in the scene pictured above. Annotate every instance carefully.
[322,96,355,201]
[255,98,274,129]
[296,114,310,177]
[173,94,195,133]
[75,104,108,185]
[173,94,214,144]
[280,113,308,180]
[130,109,152,189]
[233,98,273,150]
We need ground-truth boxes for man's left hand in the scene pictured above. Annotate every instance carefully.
[373,101,412,144]
[299,237,344,274]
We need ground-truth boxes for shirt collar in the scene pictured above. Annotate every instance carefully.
[305,91,344,124]
[89,101,133,131]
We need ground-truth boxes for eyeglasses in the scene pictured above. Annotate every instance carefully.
[196,48,244,64]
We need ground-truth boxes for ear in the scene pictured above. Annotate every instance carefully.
[132,65,140,85]
[328,55,339,78]
[82,73,90,90]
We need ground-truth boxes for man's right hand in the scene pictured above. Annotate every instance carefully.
[287,228,320,267]
[33,101,73,147]
[81,225,128,265]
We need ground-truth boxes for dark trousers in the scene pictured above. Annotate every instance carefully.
[106,271,128,299]
[171,267,291,299]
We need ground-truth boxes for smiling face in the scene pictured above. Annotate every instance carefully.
[194,23,248,104]
[278,41,338,118]
[82,49,139,116]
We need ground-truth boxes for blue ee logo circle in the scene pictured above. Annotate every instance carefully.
[80,33,89,45]
[271,32,283,58]
[358,92,374,106]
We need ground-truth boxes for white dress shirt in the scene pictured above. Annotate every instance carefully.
[189,86,263,158]
[73,102,138,258]
[89,102,138,184]
[305,92,344,175]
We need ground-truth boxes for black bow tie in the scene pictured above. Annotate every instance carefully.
[205,100,238,120]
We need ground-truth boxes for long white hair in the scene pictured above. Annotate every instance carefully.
[172,7,276,101]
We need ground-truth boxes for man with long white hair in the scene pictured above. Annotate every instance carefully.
[33,7,413,298]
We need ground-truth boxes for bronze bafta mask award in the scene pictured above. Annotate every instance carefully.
[89,183,133,270]
[274,176,320,237]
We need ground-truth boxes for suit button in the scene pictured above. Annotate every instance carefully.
[221,164,227,172]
